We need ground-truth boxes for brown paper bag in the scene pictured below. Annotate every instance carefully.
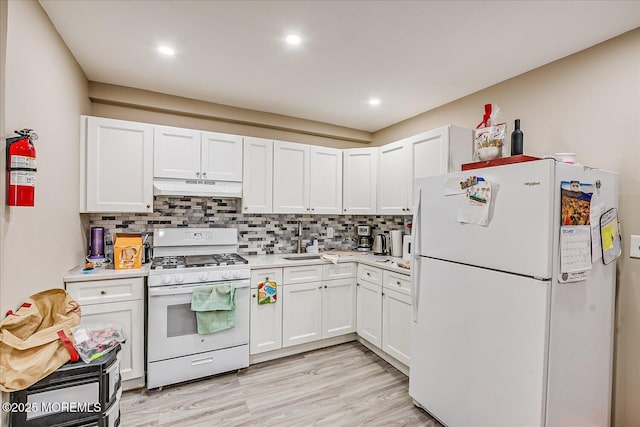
[0,288,81,392]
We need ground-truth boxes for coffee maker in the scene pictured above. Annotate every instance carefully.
[356,225,373,252]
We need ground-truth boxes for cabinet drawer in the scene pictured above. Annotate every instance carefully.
[283,265,323,285]
[66,277,144,305]
[322,263,356,280]
[251,268,283,288]
[383,270,411,295]
[357,264,382,286]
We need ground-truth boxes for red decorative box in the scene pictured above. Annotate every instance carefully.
[461,155,542,171]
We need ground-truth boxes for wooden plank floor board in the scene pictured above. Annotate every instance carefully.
[120,342,441,426]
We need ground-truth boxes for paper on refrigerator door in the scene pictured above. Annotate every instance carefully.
[457,179,492,226]
[560,226,592,273]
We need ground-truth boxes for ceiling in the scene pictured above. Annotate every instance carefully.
[38,1,640,133]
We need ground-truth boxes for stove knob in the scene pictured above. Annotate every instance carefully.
[233,270,243,279]
[199,272,209,282]
[222,271,232,280]
[162,276,172,284]
[175,275,185,283]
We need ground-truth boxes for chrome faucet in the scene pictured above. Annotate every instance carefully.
[297,221,303,253]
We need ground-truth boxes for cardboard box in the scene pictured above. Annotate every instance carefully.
[113,232,142,270]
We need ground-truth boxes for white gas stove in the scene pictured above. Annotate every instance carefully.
[146,227,250,390]
[148,228,250,287]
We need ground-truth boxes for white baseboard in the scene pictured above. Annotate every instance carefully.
[249,334,357,364]
[356,337,409,376]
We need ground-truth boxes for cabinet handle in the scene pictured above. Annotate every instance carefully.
[318,286,322,289]
[366,272,371,276]
[244,207,248,210]
[146,204,151,208]
[397,281,401,285]
[100,290,107,295]
[252,293,256,298]
[311,208,315,211]
[324,285,327,288]
[343,209,347,212]
[196,172,200,177]
[202,172,207,176]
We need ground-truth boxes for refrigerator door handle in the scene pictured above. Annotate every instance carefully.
[411,187,421,322]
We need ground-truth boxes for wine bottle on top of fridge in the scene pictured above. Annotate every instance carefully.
[511,119,523,156]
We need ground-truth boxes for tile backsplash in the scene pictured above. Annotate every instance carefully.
[89,196,411,256]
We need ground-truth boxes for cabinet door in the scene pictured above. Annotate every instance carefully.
[250,287,283,354]
[309,146,342,214]
[343,148,377,214]
[377,141,409,214]
[79,300,144,384]
[382,288,412,366]
[322,278,356,339]
[282,282,322,347]
[201,131,243,181]
[406,126,450,212]
[242,137,273,213]
[356,280,382,348]
[153,125,201,180]
[273,141,309,213]
[250,268,283,354]
[84,116,153,213]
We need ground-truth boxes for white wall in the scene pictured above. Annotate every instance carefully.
[1,0,90,316]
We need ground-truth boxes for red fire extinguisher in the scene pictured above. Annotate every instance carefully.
[6,129,38,207]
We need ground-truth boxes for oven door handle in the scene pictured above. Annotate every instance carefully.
[148,281,248,297]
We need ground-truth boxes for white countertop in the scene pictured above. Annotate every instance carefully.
[243,252,411,275]
[64,263,151,283]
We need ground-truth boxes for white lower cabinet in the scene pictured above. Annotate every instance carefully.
[79,300,143,383]
[65,277,145,389]
[357,266,412,367]
[282,281,323,347]
[250,268,284,355]
[356,279,383,348]
[280,263,356,348]
[382,287,412,366]
[322,278,356,339]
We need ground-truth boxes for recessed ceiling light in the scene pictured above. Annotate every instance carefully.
[369,98,381,106]
[157,46,175,56]
[285,34,302,45]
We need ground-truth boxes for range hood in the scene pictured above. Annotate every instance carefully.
[153,178,242,198]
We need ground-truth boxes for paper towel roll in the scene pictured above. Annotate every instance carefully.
[390,230,403,257]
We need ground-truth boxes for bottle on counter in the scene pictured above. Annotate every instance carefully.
[511,119,523,156]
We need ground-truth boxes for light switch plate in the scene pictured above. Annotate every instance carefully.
[630,235,640,258]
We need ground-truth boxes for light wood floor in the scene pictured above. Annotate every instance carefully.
[121,341,441,426]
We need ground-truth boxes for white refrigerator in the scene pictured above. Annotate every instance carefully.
[409,159,618,427]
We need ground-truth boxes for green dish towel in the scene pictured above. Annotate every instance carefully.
[191,284,237,334]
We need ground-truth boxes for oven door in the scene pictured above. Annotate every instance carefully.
[147,280,249,362]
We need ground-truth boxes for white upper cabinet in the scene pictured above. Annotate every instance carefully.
[153,126,201,180]
[154,126,242,182]
[81,116,153,213]
[309,146,342,214]
[378,125,472,214]
[405,125,472,210]
[201,131,243,181]
[242,137,273,213]
[273,142,343,214]
[273,140,309,213]
[377,141,410,215]
[343,148,377,215]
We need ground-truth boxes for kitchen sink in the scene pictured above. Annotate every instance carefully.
[281,254,323,260]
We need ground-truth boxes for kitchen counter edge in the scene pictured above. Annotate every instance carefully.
[64,264,151,283]
[244,254,411,275]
